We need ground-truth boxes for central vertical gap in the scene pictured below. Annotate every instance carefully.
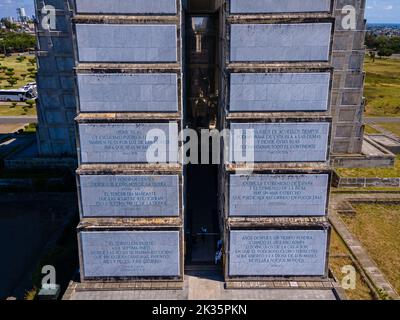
[185,14,220,266]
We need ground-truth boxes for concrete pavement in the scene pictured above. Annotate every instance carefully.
[0,116,38,124]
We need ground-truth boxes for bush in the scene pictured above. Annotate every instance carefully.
[10,102,17,108]
[27,67,35,72]
[26,100,35,108]
[7,78,17,86]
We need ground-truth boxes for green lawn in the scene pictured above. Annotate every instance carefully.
[329,229,375,300]
[364,125,381,134]
[336,155,400,178]
[340,204,400,295]
[0,53,37,116]
[0,102,36,116]
[377,123,400,137]
[364,56,400,117]
[0,53,37,89]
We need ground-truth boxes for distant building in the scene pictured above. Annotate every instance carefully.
[17,7,28,23]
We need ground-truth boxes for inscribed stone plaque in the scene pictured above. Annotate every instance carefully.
[76,24,177,62]
[230,73,330,112]
[78,123,179,164]
[80,231,181,277]
[80,175,179,217]
[229,230,328,276]
[229,122,330,163]
[229,174,329,216]
[230,0,331,14]
[75,0,177,14]
[230,23,332,62]
[77,73,178,112]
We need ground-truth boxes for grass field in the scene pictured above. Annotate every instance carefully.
[0,102,36,116]
[340,204,400,295]
[0,54,37,116]
[364,56,400,117]
[329,229,375,300]
[364,125,382,134]
[336,155,400,178]
[376,123,400,137]
[0,54,36,89]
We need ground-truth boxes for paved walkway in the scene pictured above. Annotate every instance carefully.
[369,124,400,143]
[365,117,400,124]
[0,116,37,124]
[330,192,400,299]
[66,272,338,300]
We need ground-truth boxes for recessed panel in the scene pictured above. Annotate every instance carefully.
[76,24,177,62]
[77,73,179,112]
[79,175,180,217]
[75,0,177,14]
[229,174,329,216]
[229,230,328,276]
[230,23,332,62]
[230,0,331,14]
[78,123,179,164]
[80,231,181,278]
[229,122,330,163]
[230,73,330,112]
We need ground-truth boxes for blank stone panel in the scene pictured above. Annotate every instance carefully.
[78,123,179,164]
[76,24,177,62]
[230,73,330,112]
[229,230,328,276]
[79,175,180,217]
[75,0,177,14]
[80,231,181,278]
[230,23,332,62]
[230,0,331,13]
[229,174,329,216]
[230,122,330,163]
[77,73,178,112]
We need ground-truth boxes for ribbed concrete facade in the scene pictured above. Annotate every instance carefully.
[331,0,366,154]
[34,0,77,156]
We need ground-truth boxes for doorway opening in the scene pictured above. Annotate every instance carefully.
[184,13,221,266]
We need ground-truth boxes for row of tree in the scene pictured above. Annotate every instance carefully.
[0,30,36,54]
[365,33,400,57]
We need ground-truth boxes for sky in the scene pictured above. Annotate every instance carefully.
[0,0,399,23]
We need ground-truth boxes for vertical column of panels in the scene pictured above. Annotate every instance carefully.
[74,0,184,281]
[223,2,334,279]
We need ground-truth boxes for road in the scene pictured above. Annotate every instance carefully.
[0,116,38,124]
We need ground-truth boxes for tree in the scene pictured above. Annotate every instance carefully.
[378,47,394,58]
[16,56,26,63]
[7,78,17,87]
[369,51,376,62]
[25,100,35,108]
[28,58,36,66]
